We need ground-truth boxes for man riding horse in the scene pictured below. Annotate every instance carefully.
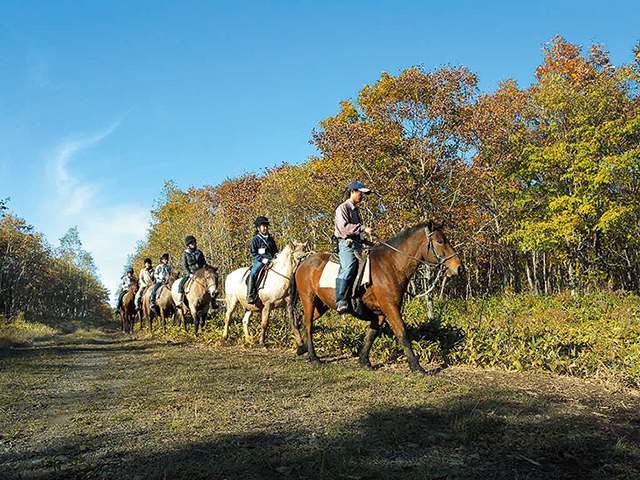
[247,216,278,304]
[334,181,374,314]
[176,235,207,307]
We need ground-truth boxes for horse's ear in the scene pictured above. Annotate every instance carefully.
[427,220,434,233]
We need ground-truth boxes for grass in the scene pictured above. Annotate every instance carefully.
[1,327,639,479]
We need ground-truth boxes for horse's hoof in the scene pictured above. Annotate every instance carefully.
[296,345,308,356]
[220,339,227,346]
[309,357,322,365]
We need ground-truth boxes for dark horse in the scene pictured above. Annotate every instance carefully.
[289,221,463,374]
[118,280,138,334]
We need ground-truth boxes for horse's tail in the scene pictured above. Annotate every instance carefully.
[288,260,301,328]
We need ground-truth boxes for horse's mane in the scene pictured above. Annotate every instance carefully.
[378,221,441,249]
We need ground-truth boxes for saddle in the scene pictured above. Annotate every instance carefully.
[322,250,374,320]
[242,265,269,290]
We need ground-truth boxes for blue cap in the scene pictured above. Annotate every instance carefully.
[347,181,371,193]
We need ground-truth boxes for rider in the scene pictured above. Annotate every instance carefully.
[247,216,278,304]
[334,181,374,314]
[176,235,207,307]
[116,267,136,310]
[136,258,155,311]
[150,253,171,309]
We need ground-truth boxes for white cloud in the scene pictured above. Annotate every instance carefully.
[81,207,149,305]
[53,124,119,215]
[47,123,150,306]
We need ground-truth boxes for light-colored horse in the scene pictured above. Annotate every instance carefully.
[222,242,306,347]
[141,280,176,332]
[171,265,220,335]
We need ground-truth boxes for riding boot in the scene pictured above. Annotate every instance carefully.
[246,276,256,304]
[335,278,350,314]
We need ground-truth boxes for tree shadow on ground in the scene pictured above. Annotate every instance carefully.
[2,390,638,480]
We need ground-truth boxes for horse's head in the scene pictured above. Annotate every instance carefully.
[291,241,308,260]
[202,264,220,296]
[425,220,463,277]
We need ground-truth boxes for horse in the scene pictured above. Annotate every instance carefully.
[171,265,220,335]
[289,220,463,374]
[141,279,177,332]
[222,242,307,347]
[118,280,138,334]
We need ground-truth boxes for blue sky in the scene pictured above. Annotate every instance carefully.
[1,0,638,304]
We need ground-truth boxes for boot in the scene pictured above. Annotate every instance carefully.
[335,278,350,314]
[246,276,257,304]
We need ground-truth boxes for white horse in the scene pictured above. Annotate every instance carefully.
[222,242,306,347]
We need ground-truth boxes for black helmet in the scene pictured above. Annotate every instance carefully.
[144,258,152,265]
[126,267,134,274]
[160,253,169,261]
[254,216,270,228]
[185,235,196,246]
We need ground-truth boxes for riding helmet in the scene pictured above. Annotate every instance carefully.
[160,253,169,261]
[184,235,196,246]
[254,216,270,228]
[144,258,152,265]
[126,267,134,274]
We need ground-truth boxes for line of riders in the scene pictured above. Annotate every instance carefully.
[115,181,375,317]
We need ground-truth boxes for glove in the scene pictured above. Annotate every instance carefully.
[261,258,269,265]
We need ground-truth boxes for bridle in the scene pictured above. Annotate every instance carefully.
[191,268,219,295]
[375,227,458,272]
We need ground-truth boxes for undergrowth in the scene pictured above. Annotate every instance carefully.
[183,291,640,388]
[0,313,58,348]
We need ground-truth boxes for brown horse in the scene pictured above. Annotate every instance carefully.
[118,281,138,334]
[289,221,463,374]
[141,281,176,332]
[171,265,220,335]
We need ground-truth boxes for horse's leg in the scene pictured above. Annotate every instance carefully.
[302,295,324,363]
[383,305,425,374]
[193,308,200,336]
[178,308,187,332]
[222,296,238,345]
[258,303,273,347]
[359,315,385,369]
[242,310,253,344]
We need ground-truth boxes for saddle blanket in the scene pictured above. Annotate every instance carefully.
[319,257,371,289]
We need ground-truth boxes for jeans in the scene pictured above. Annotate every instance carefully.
[249,260,265,278]
[337,239,361,281]
[336,239,361,308]
[178,274,189,293]
[150,281,162,303]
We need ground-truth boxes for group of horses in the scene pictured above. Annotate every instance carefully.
[116,221,463,374]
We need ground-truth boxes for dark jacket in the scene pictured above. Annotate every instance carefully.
[181,247,206,275]
[250,233,278,264]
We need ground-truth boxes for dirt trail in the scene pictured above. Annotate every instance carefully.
[1,328,639,479]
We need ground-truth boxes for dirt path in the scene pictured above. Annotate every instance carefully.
[1,328,639,479]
